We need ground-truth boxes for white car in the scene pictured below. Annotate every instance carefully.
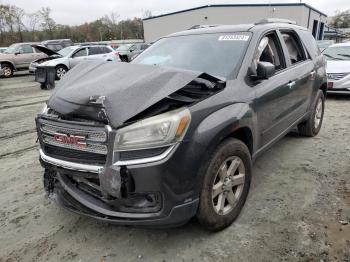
[323,43,350,95]
[30,45,120,79]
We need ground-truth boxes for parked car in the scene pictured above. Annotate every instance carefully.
[41,39,74,52]
[116,43,150,62]
[323,43,350,94]
[0,42,47,77]
[30,45,119,79]
[0,47,7,53]
[35,19,326,230]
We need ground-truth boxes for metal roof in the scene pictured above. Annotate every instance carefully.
[143,3,327,21]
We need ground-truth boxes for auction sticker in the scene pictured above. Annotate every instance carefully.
[218,35,250,41]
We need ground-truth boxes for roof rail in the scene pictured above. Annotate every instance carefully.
[188,24,221,30]
[255,18,297,25]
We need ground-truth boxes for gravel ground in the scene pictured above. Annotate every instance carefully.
[0,74,349,262]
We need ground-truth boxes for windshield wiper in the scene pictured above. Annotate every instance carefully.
[337,53,350,58]
[323,53,342,60]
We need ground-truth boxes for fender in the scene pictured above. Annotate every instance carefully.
[190,102,255,194]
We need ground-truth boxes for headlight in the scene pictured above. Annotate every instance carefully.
[114,108,191,151]
[40,104,48,114]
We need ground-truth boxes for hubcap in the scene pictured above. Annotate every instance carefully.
[314,98,323,129]
[56,68,66,79]
[3,67,11,77]
[212,156,245,215]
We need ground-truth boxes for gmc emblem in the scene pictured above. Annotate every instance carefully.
[53,133,86,148]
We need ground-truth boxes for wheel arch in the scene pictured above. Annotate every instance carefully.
[1,60,16,70]
[55,64,68,71]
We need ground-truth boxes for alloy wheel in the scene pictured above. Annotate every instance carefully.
[3,66,12,77]
[314,98,323,129]
[56,67,66,79]
[212,156,245,215]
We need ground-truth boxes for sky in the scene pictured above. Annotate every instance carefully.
[3,0,350,25]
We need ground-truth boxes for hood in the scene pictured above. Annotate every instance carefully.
[326,60,350,74]
[48,61,224,127]
[32,45,62,57]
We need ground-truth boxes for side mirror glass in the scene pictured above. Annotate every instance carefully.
[256,61,276,79]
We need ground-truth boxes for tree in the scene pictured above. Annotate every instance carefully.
[39,7,56,38]
[27,11,41,40]
[330,10,350,28]
[12,6,25,41]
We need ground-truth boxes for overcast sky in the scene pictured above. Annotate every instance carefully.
[3,0,350,25]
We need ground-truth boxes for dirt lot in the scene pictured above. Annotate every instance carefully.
[0,74,349,262]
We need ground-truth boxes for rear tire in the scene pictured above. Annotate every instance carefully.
[2,63,13,78]
[298,90,325,137]
[196,138,252,231]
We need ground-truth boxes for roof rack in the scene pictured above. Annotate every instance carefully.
[188,24,221,30]
[255,18,297,25]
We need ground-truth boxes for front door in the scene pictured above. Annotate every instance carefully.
[253,31,295,148]
[69,47,88,68]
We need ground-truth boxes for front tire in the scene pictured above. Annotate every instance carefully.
[197,138,252,231]
[2,63,13,78]
[298,90,325,137]
[55,65,67,80]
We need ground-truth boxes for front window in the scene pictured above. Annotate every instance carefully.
[323,46,350,61]
[4,44,20,54]
[58,46,76,57]
[132,32,251,78]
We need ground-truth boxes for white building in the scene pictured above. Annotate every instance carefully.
[143,3,327,42]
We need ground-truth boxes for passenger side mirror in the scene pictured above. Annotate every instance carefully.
[256,61,275,79]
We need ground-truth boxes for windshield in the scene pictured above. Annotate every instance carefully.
[132,32,251,78]
[4,44,19,54]
[323,46,350,61]
[58,46,75,57]
[117,44,132,51]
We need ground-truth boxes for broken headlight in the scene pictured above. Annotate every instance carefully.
[114,108,191,151]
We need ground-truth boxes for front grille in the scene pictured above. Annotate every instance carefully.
[39,120,108,165]
[44,145,106,165]
[327,73,348,81]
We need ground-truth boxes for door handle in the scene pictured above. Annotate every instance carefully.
[287,81,296,89]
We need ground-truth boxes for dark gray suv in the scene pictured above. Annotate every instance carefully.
[35,19,327,230]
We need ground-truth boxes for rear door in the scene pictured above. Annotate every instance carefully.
[278,29,315,119]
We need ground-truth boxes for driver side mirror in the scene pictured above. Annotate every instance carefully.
[254,62,276,79]
[14,51,20,55]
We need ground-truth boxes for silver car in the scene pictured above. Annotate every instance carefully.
[30,45,120,79]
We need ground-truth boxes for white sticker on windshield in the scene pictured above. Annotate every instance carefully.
[218,35,250,41]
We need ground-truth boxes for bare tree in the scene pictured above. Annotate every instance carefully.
[27,11,42,40]
[39,7,56,39]
[11,6,25,42]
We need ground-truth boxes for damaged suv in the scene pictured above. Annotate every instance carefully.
[35,19,326,230]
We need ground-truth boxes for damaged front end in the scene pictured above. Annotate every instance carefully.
[36,62,225,226]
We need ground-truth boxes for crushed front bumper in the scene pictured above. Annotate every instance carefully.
[36,116,202,227]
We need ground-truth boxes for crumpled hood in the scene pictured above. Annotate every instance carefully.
[326,60,350,73]
[48,61,213,127]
